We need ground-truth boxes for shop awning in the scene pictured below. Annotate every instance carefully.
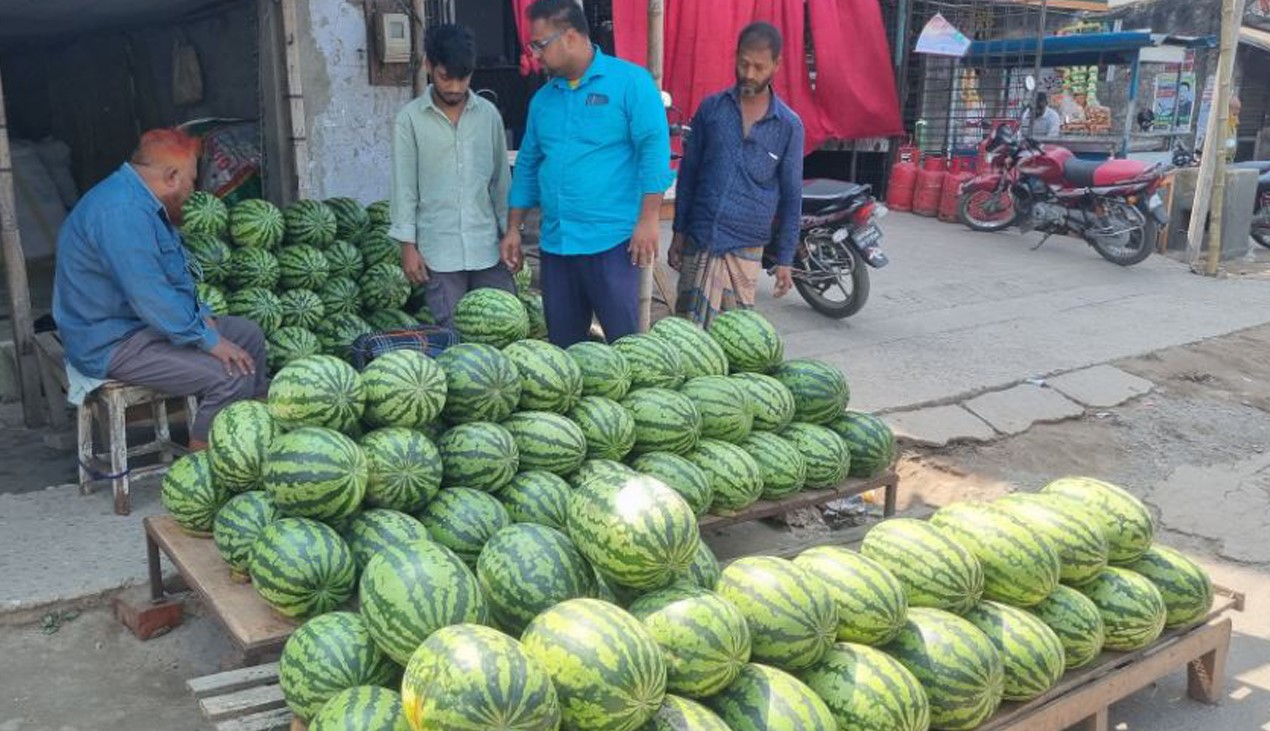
[965,31,1215,67]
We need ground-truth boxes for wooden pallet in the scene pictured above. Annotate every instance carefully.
[186,662,292,731]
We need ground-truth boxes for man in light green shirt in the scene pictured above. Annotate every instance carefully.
[390,23,514,327]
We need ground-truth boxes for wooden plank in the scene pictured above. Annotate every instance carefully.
[700,471,896,530]
[278,0,311,202]
[213,707,293,731]
[199,684,286,722]
[187,663,280,699]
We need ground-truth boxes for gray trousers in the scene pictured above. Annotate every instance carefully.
[107,316,269,441]
[425,262,516,328]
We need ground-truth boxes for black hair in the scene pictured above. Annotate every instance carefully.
[738,21,783,58]
[425,23,476,78]
[1035,92,1049,104]
[528,0,590,37]
[1179,81,1192,89]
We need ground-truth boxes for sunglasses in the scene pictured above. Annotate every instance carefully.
[527,29,566,56]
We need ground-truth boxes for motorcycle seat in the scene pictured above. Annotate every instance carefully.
[802,178,867,215]
[1062,158,1103,188]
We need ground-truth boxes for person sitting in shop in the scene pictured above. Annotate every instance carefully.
[1020,92,1062,138]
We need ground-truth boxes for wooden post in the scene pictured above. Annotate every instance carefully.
[1186,0,1237,273]
[0,69,47,427]
[412,0,427,97]
[639,0,665,333]
[1203,0,1239,276]
[279,0,312,202]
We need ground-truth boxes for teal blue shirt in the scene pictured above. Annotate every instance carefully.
[510,48,673,256]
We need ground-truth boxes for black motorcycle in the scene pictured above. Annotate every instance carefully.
[1232,160,1270,249]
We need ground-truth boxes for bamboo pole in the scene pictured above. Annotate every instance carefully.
[279,0,311,202]
[1186,0,1237,273]
[639,0,665,332]
[1203,0,1239,276]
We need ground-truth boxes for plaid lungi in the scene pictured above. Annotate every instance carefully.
[674,239,764,328]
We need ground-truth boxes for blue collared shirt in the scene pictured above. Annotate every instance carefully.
[673,87,805,265]
[53,163,216,378]
[509,47,673,255]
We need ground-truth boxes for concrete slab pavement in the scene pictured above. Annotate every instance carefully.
[884,404,997,447]
[1047,364,1155,408]
[963,383,1085,435]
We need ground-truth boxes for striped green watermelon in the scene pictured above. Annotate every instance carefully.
[283,199,337,249]
[731,373,795,432]
[196,283,229,317]
[213,491,279,576]
[650,316,729,379]
[280,612,399,721]
[623,388,702,456]
[401,624,559,731]
[476,523,596,634]
[319,276,362,317]
[364,309,418,332]
[645,695,730,731]
[772,359,849,425]
[1077,567,1167,651]
[571,458,638,490]
[278,288,326,331]
[687,439,763,512]
[249,517,356,618]
[1027,584,1106,670]
[161,451,226,532]
[614,334,685,390]
[267,326,321,372]
[780,423,850,489]
[358,230,401,269]
[828,411,896,478]
[717,556,838,670]
[435,343,522,424]
[278,244,330,291]
[793,545,907,646]
[316,314,373,359]
[739,431,807,500]
[227,287,283,333]
[267,355,365,432]
[1042,476,1154,563]
[525,294,548,340]
[360,262,411,312]
[360,428,441,512]
[1122,545,1213,628]
[454,288,529,348]
[366,200,390,226]
[503,339,584,413]
[513,263,534,295]
[184,232,232,284]
[415,487,510,566]
[679,375,752,442]
[358,539,489,664]
[797,642,931,731]
[362,350,447,429]
[309,686,408,731]
[567,341,632,400]
[325,240,364,279]
[340,508,431,573]
[677,540,722,591]
[263,426,368,521]
[182,191,229,238]
[570,396,636,461]
[708,310,783,374]
[629,452,712,518]
[438,421,519,491]
[327,197,372,240]
[229,199,285,249]
[994,493,1109,586]
[931,502,1060,607]
[860,518,984,614]
[208,400,279,492]
[496,470,571,530]
[568,472,700,591]
[881,607,1004,731]
[963,601,1065,702]
[629,583,752,698]
[520,598,667,731]
[705,663,835,731]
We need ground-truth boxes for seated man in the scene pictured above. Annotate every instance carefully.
[52,128,267,450]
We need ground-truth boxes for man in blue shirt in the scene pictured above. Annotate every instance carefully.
[501,0,672,347]
[668,22,804,326]
[53,129,267,450]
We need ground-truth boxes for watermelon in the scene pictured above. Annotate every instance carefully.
[686,439,763,512]
[678,540,722,591]
[360,262,412,312]
[435,343,522,424]
[327,196,372,240]
[649,316,730,379]
[994,493,1109,586]
[213,491,279,575]
[283,199,337,249]
[184,232,231,284]
[454,288,529,348]
[1027,584,1106,670]
[678,375,752,442]
[366,199,391,226]
[401,624,560,731]
[739,431,807,500]
[567,341,633,400]
[503,411,587,475]
[797,643,931,731]
[503,339,584,413]
[161,451,226,532]
[325,240,364,279]
[280,612,399,721]
[263,426,368,521]
[771,359,849,425]
[267,326,321,371]
[963,601,1065,701]
[623,388,702,456]
[182,191,229,238]
[476,523,596,634]
[571,458,638,490]
[708,310,783,374]
[364,309,417,332]
[362,350,447,429]
[628,452,713,518]
[644,695,730,731]
[828,411,896,478]
[779,423,849,489]
[717,556,838,670]
[268,354,365,432]
[568,472,700,591]
[360,428,442,512]
[731,373,796,432]
[613,334,684,390]
[227,287,283,333]
[196,283,229,316]
[570,396,637,461]
[340,508,431,573]
[860,518,984,614]
[525,294,548,340]
[314,312,374,360]
[438,421,519,491]
[415,487,511,566]
[931,502,1061,607]
[1077,567,1167,651]
[278,288,326,331]
[249,517,356,618]
[309,686,408,731]
[358,230,401,269]
[705,663,835,731]
[793,545,907,646]
[229,198,285,249]
[1042,476,1154,563]
[208,400,279,492]
[319,276,362,317]
[881,607,1004,731]
[278,244,330,291]
[629,584,752,698]
[1122,545,1213,628]
[496,470,571,530]
[358,539,489,664]
[513,263,534,295]
[520,598,667,731]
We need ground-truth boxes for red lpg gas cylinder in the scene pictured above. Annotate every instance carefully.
[912,156,946,217]
[938,157,976,223]
[886,142,920,212]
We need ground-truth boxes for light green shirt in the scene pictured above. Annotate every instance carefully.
[389,87,510,273]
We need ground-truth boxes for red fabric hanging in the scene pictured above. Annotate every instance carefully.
[510,0,541,75]
[612,0,649,68]
[807,0,903,139]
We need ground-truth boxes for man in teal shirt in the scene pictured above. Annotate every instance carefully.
[501,0,672,347]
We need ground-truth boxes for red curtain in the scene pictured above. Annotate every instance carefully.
[807,0,902,140]
[511,0,541,75]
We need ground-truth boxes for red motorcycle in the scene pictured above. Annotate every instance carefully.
[957,121,1170,266]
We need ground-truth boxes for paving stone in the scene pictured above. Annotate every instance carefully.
[884,405,998,448]
[1047,364,1154,408]
[963,384,1085,436]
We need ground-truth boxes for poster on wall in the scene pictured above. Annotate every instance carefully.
[1194,74,1217,147]
[1152,72,1197,131]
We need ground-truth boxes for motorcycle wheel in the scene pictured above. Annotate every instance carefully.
[958,189,1017,232]
[1254,229,1270,249]
[792,243,870,319]
[1088,202,1155,266]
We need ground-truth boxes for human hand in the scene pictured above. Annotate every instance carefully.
[500,230,524,273]
[772,265,794,298]
[209,339,256,377]
[667,233,686,271]
[629,220,659,268]
[401,244,429,285]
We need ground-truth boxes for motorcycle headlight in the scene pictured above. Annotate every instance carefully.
[832,228,849,244]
